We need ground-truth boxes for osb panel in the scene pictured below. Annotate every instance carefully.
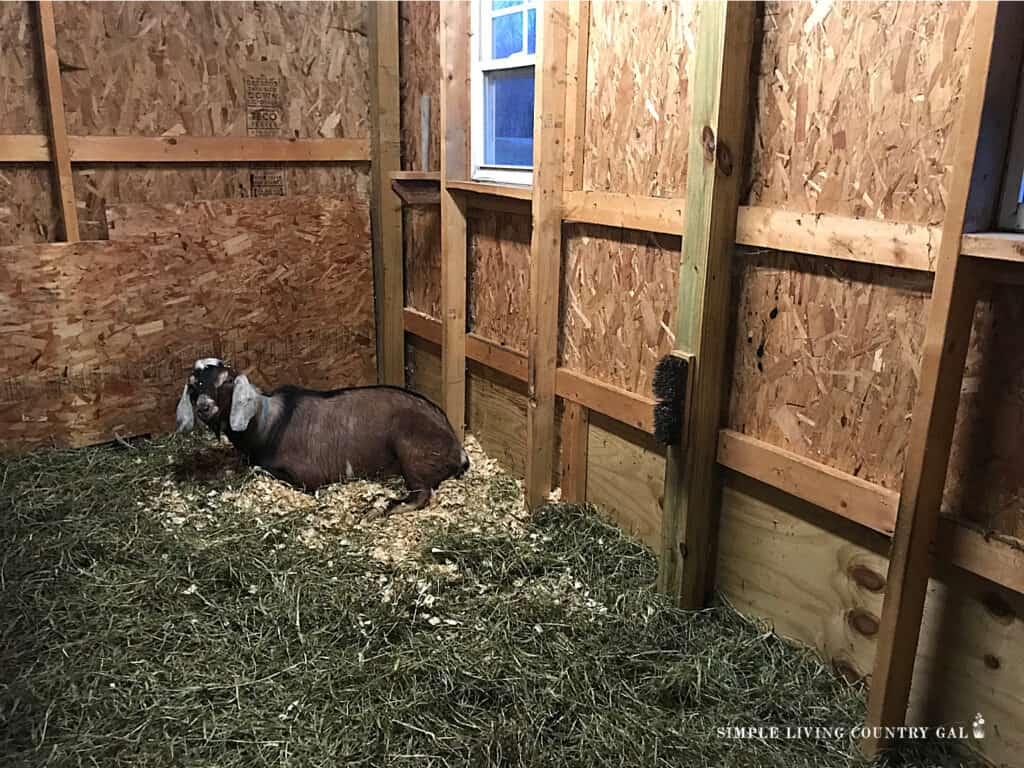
[0,167,60,246]
[0,2,45,133]
[399,1,440,172]
[561,224,680,396]
[468,211,530,352]
[583,0,695,198]
[747,2,974,225]
[74,166,370,213]
[403,207,441,318]
[0,196,375,453]
[726,248,931,490]
[56,2,369,139]
[718,473,1024,767]
[944,286,1024,540]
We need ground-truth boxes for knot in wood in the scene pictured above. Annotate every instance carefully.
[701,126,716,162]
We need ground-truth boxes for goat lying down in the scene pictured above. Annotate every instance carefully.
[175,358,469,517]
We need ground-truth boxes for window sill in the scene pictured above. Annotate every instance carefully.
[446,179,533,201]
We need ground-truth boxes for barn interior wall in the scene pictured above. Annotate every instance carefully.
[396,2,1023,764]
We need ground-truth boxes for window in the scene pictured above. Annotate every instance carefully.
[471,0,538,185]
[998,62,1024,231]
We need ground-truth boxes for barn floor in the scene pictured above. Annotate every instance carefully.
[0,434,977,768]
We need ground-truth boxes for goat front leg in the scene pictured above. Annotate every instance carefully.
[362,488,434,523]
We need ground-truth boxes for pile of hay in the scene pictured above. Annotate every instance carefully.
[1,434,975,767]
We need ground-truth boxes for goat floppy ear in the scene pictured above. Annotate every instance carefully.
[175,384,195,433]
[229,374,261,432]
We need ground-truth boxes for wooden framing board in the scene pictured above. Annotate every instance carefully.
[439,0,471,437]
[446,179,533,200]
[0,135,370,163]
[961,231,1024,263]
[562,0,590,193]
[560,401,589,502]
[524,1,570,510]
[369,1,405,385]
[36,0,78,241]
[658,3,755,607]
[562,190,685,235]
[864,4,1004,753]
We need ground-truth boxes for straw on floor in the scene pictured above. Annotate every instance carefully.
[0,434,977,767]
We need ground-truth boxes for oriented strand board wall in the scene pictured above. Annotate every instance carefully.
[726,248,931,490]
[403,207,441,318]
[747,2,975,225]
[718,473,1024,768]
[0,196,375,452]
[944,285,1024,539]
[56,1,368,139]
[560,224,680,397]
[399,0,440,172]
[468,211,531,352]
[583,0,695,198]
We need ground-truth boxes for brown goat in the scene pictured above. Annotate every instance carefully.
[175,359,468,517]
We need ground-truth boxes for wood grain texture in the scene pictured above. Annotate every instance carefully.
[562,0,590,193]
[583,0,696,197]
[403,207,442,318]
[865,3,998,750]
[561,224,680,397]
[399,0,440,172]
[726,249,931,491]
[0,3,46,134]
[559,401,589,502]
[1,196,375,453]
[55,1,369,140]
[747,2,974,225]
[468,211,531,353]
[658,2,755,607]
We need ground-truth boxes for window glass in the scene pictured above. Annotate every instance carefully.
[527,8,537,54]
[492,12,523,59]
[492,0,521,9]
[484,68,534,167]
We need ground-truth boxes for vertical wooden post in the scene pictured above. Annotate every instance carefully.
[556,0,591,501]
[863,3,1006,754]
[657,3,755,607]
[559,401,589,503]
[525,1,570,510]
[36,0,79,242]
[368,1,405,385]
[439,1,471,438]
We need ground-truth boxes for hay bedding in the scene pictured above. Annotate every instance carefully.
[0,434,975,768]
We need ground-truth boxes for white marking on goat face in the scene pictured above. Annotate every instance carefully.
[345,460,354,480]
[193,357,223,371]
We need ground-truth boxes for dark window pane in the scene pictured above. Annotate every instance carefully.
[492,11,523,58]
[527,8,536,54]
[485,67,534,167]
[492,0,522,8]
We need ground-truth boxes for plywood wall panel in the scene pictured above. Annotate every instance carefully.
[0,195,374,453]
[583,0,695,198]
[404,206,441,318]
[726,248,931,491]
[468,211,530,352]
[561,224,680,397]
[399,1,440,172]
[747,1,974,225]
[0,3,46,133]
[54,1,369,140]
[0,168,60,246]
[944,285,1024,540]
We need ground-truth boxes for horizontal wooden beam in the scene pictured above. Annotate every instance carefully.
[446,179,533,201]
[960,231,1024,263]
[717,429,898,536]
[0,134,370,163]
[717,428,1024,596]
[403,308,651,432]
[736,206,938,273]
[562,190,684,235]
[390,170,441,181]
[391,178,441,205]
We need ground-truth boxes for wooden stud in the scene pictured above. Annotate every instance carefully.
[439,0,472,438]
[525,1,570,510]
[657,2,756,607]
[560,401,589,503]
[562,0,590,193]
[36,0,79,242]
[368,1,405,386]
[863,3,1005,755]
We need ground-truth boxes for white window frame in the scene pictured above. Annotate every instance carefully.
[470,0,539,186]
[997,64,1024,231]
